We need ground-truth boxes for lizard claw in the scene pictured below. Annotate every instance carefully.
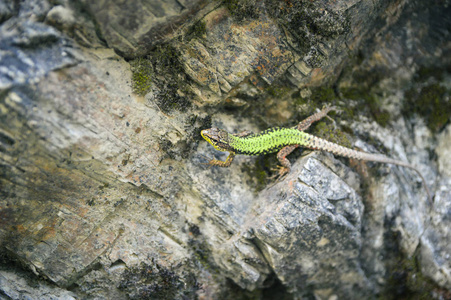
[323,105,342,128]
[269,165,290,181]
[199,154,214,168]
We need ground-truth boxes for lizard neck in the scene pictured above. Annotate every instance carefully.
[227,127,310,155]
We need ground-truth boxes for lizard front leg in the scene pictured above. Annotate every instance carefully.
[208,152,236,167]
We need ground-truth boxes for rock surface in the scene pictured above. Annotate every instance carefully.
[0,0,450,299]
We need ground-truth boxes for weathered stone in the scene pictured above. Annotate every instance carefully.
[419,124,451,289]
[0,269,77,300]
[437,125,451,178]
[249,154,369,297]
[79,0,212,58]
[0,19,76,90]
[0,1,15,24]
[178,6,294,105]
[1,0,450,299]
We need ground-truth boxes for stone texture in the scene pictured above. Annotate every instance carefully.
[250,155,369,298]
[0,269,76,300]
[79,0,211,58]
[178,6,295,105]
[420,124,451,289]
[0,18,76,90]
[0,0,450,299]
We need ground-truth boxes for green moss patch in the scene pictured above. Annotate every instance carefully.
[404,83,450,132]
[130,57,153,96]
[129,45,192,114]
[382,232,447,300]
[186,21,207,40]
[312,121,352,149]
[224,0,260,21]
[341,87,391,127]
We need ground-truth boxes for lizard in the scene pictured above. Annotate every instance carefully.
[200,106,432,203]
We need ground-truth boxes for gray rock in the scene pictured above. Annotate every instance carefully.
[420,124,451,289]
[250,154,370,298]
[79,0,212,58]
[0,269,76,300]
[0,0,450,299]
[0,18,76,90]
[0,1,16,24]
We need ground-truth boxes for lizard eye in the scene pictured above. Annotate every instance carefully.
[201,129,218,143]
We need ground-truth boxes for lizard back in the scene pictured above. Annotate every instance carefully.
[227,127,309,155]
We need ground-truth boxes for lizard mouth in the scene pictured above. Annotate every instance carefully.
[200,129,212,140]
[200,128,232,152]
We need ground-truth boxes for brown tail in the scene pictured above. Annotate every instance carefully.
[304,134,432,203]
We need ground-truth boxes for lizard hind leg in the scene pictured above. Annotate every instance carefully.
[270,145,299,179]
[233,130,253,137]
[296,105,340,131]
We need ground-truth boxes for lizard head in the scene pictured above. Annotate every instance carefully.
[201,128,234,152]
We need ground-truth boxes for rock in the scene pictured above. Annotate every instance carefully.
[0,268,76,300]
[0,18,76,90]
[78,0,212,58]
[178,5,294,105]
[1,0,450,299]
[0,1,15,24]
[250,154,369,298]
[419,124,451,289]
[436,125,451,178]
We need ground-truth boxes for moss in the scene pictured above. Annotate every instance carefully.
[189,238,216,270]
[130,57,153,96]
[118,262,201,300]
[312,121,352,149]
[379,231,449,299]
[403,83,450,132]
[310,86,336,104]
[292,86,339,126]
[341,87,391,127]
[366,94,390,128]
[151,45,192,113]
[186,21,207,40]
[155,84,191,113]
[265,0,349,54]
[244,155,278,193]
[224,0,260,21]
[267,85,292,98]
[384,256,424,298]
[414,66,444,82]
[129,45,192,113]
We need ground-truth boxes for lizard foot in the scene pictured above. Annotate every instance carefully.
[199,154,214,168]
[269,165,290,181]
[322,105,342,129]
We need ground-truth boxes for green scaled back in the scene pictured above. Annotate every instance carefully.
[227,128,310,155]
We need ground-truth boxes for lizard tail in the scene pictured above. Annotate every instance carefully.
[303,133,432,203]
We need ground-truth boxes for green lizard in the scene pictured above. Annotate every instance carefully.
[201,106,432,202]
